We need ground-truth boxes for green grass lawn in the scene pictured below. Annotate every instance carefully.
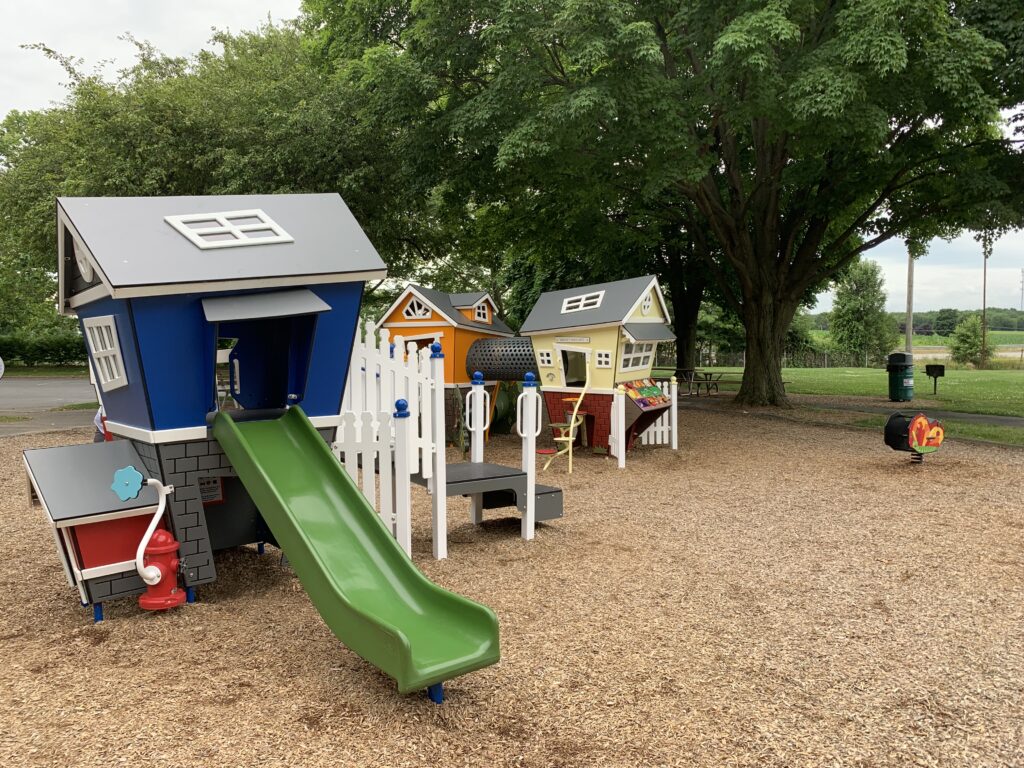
[0,415,29,423]
[54,401,100,411]
[808,329,1024,347]
[665,366,1024,419]
[2,365,90,377]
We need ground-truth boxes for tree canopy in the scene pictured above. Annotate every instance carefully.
[0,2,1021,401]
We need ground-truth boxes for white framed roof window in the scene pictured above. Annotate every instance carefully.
[164,209,294,250]
[402,297,432,319]
[474,302,489,322]
[83,316,128,392]
[560,290,604,314]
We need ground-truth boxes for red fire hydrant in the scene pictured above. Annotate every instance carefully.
[138,529,187,611]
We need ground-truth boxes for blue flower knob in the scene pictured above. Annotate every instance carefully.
[112,465,144,502]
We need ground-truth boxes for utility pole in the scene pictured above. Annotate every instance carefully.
[981,232,992,367]
[905,249,914,354]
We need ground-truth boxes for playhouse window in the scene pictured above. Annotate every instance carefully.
[560,291,604,314]
[164,209,293,250]
[621,342,655,371]
[641,293,653,315]
[596,350,612,368]
[82,316,128,392]
[402,298,431,319]
[474,302,489,322]
[537,350,553,367]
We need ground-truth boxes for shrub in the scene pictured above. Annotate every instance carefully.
[0,331,87,366]
[948,316,992,367]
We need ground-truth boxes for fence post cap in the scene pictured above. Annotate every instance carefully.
[430,341,444,358]
[472,371,484,385]
[523,371,538,387]
[670,375,677,383]
[394,399,410,418]
[617,384,626,393]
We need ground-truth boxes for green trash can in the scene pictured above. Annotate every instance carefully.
[886,352,914,402]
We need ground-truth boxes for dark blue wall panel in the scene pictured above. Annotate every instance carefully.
[76,297,153,430]
[303,282,364,417]
[131,294,215,430]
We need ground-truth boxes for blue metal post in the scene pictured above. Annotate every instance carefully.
[427,682,444,704]
[92,602,104,623]
[257,541,266,555]
[185,586,196,604]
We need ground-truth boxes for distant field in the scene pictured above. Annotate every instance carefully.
[809,329,1024,347]
[675,366,1024,419]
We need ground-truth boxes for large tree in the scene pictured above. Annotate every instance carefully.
[309,0,1024,405]
[0,24,441,318]
[829,260,900,366]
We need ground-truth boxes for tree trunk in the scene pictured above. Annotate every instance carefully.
[661,232,706,375]
[735,294,797,407]
[666,269,703,373]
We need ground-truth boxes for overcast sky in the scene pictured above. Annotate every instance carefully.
[2,1,1021,313]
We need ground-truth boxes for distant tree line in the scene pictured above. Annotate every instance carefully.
[810,307,1024,336]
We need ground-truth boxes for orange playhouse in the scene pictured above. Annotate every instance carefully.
[378,284,514,386]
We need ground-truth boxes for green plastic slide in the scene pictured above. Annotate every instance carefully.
[212,407,500,694]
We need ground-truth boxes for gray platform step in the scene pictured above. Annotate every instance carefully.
[412,462,563,523]
[481,484,563,521]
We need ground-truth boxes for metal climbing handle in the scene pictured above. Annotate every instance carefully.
[465,387,491,432]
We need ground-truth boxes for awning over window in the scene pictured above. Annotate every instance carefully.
[622,322,675,343]
[202,288,331,322]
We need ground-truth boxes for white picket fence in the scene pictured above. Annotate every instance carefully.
[610,377,679,468]
[337,319,448,559]
[333,410,411,554]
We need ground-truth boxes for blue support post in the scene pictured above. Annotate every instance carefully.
[257,541,266,555]
[185,586,196,604]
[427,682,444,704]
[92,602,104,623]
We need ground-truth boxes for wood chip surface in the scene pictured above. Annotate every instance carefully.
[1,410,1021,767]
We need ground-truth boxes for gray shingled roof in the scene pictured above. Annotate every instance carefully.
[449,291,487,308]
[519,275,670,333]
[623,322,676,342]
[405,285,514,335]
[58,193,386,297]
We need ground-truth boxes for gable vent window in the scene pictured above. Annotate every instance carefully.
[561,290,604,314]
[403,298,432,319]
[165,209,293,250]
[474,303,489,322]
[641,293,653,315]
[83,316,128,392]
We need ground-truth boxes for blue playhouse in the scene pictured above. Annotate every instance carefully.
[23,194,501,698]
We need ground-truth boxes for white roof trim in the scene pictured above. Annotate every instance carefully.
[520,320,625,336]
[622,277,670,323]
[104,269,386,300]
[58,211,116,316]
[379,286,458,328]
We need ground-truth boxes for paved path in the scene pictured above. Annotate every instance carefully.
[679,392,1024,429]
[0,377,97,437]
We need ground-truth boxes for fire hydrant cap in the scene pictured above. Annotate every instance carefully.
[145,529,181,555]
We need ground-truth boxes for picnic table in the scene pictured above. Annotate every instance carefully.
[676,369,790,396]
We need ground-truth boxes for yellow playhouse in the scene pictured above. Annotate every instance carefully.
[519,275,675,450]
